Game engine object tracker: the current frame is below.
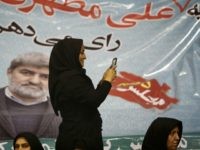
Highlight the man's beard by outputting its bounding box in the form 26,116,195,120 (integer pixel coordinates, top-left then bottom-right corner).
8,82,48,99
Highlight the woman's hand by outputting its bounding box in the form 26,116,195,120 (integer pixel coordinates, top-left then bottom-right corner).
102,66,117,83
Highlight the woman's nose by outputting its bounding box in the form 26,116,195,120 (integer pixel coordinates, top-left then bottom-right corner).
175,133,180,140
83,53,86,59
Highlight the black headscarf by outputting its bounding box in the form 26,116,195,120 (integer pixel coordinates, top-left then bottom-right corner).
49,37,83,115
13,132,44,150
142,117,182,150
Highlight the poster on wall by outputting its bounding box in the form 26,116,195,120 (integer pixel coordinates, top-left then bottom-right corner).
0,0,200,149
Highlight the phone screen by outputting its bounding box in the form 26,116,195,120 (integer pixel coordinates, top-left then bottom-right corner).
111,57,117,67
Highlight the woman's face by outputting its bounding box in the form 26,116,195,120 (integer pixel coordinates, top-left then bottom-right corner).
79,45,86,67
167,127,180,150
14,137,31,150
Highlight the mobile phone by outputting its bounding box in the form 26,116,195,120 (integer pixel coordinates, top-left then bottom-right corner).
110,57,117,68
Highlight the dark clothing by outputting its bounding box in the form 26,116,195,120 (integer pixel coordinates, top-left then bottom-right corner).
49,37,111,150
49,38,84,115
0,87,61,140
142,117,183,150
13,132,44,150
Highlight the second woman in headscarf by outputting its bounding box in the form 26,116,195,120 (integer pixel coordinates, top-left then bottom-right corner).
142,117,183,150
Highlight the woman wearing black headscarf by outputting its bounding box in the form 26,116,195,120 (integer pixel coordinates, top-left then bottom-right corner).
13,132,44,150
49,37,116,150
142,117,183,150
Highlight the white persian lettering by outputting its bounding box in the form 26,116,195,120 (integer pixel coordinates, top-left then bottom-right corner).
116,86,165,106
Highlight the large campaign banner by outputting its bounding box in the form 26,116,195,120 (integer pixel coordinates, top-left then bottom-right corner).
0,0,200,149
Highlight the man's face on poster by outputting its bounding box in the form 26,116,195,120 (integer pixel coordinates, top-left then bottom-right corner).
7,65,49,101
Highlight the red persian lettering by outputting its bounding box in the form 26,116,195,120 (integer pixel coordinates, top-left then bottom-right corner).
109,71,179,110
1,0,101,19
172,0,192,12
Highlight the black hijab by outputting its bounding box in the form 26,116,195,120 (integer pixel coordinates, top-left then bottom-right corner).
142,117,182,150
49,37,83,115
13,132,44,150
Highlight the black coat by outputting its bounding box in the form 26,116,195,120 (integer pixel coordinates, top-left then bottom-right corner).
49,37,111,150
